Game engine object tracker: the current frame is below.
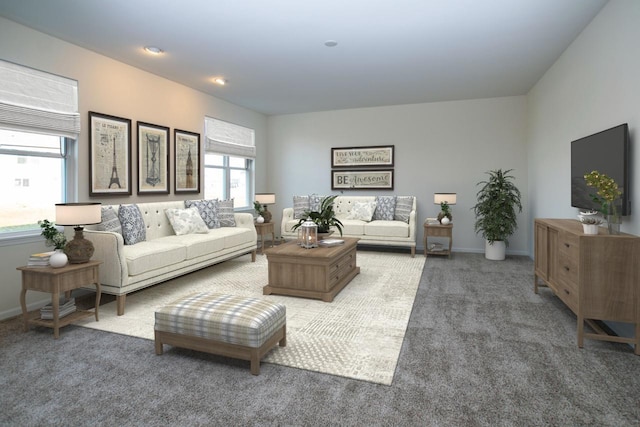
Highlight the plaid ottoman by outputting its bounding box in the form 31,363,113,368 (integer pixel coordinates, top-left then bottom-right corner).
154,292,286,375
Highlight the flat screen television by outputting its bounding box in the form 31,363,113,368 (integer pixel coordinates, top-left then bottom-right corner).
571,123,630,216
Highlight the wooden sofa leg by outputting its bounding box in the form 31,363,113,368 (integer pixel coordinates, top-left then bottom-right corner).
411,247,415,258
116,295,126,316
251,250,257,262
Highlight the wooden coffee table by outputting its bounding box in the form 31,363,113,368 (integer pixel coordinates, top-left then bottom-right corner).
263,237,360,302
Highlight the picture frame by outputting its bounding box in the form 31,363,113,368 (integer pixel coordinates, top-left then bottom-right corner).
331,169,394,190
137,121,170,194
89,111,132,196
174,129,200,194
331,145,394,168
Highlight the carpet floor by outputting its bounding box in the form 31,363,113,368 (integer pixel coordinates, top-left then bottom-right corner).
1,252,639,426
75,251,426,385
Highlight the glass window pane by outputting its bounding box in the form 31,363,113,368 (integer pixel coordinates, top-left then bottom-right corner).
0,129,62,155
0,154,63,232
204,167,224,200
230,168,248,208
229,156,246,168
204,153,224,166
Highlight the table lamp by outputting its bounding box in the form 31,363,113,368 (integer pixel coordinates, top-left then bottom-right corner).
434,193,457,224
255,193,276,223
55,202,102,263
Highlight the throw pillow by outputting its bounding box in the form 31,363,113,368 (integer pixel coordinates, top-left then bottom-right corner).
293,195,310,219
347,201,377,222
118,204,146,245
185,199,220,229
309,194,326,212
217,199,236,227
394,196,413,223
373,196,397,221
96,206,122,234
165,207,209,235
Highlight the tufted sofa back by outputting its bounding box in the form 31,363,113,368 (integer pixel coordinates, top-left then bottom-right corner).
333,196,376,217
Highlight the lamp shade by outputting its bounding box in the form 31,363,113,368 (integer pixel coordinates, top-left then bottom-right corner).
55,203,102,226
255,193,276,205
434,193,457,205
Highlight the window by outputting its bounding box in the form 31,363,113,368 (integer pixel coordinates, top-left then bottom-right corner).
0,129,73,234
0,60,79,237
204,118,255,209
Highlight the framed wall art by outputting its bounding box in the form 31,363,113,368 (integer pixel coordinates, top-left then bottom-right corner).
89,111,132,196
174,129,200,194
137,121,170,194
331,145,394,168
331,169,394,190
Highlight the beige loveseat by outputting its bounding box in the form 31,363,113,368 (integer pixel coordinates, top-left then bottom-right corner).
281,195,417,256
85,200,257,315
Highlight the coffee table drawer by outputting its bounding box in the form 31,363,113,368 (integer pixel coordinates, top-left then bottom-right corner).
329,250,356,287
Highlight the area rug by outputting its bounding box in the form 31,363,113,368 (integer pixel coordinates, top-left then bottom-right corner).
76,251,425,385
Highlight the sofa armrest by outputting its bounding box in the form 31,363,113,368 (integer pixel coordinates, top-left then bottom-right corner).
234,213,258,239
84,229,128,289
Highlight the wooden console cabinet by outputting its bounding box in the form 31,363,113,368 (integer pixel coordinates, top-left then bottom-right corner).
534,219,639,355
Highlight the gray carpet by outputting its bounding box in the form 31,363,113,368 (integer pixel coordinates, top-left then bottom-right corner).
1,252,639,426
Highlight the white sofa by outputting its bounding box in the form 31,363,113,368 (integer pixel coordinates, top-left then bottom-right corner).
281,196,417,256
85,200,257,315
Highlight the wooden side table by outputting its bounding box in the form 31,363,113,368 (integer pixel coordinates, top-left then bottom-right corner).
424,222,453,258
255,221,275,254
17,260,101,339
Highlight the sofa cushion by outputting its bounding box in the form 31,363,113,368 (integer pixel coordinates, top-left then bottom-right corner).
165,207,210,235
185,199,220,229
347,201,376,222
293,195,310,219
118,204,146,245
218,199,236,227
124,240,187,276
97,206,122,234
394,196,413,223
156,234,225,260
340,219,366,235
309,194,327,212
373,196,397,221
364,221,410,238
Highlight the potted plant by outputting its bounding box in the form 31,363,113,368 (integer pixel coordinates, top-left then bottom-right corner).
584,170,622,234
38,219,68,267
253,201,265,223
437,202,452,224
472,169,522,260
292,195,343,236
578,214,603,235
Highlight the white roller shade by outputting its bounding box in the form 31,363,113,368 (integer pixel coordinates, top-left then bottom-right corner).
204,116,255,159
0,60,80,138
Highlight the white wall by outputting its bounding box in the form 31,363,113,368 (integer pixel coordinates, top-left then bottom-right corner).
267,96,529,254
0,17,267,319
527,0,640,252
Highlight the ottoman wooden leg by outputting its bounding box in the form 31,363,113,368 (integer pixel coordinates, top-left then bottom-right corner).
250,349,260,375
279,325,287,347
155,331,164,355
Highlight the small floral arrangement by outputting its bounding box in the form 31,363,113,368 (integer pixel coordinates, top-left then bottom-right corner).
253,201,265,215
38,219,67,250
584,170,622,217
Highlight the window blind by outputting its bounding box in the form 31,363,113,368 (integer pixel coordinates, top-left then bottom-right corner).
204,117,255,159
0,59,80,138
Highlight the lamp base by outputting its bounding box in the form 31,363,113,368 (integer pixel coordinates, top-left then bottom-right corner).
64,227,95,264
262,206,272,223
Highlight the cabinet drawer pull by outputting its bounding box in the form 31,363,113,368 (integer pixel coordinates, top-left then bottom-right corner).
564,243,570,248
564,289,570,295
563,266,570,272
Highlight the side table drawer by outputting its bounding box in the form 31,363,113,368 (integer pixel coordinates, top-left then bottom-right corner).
426,227,450,237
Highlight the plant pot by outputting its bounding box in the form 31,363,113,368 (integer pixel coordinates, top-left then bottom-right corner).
49,249,68,268
582,224,599,235
485,240,506,261
317,231,334,240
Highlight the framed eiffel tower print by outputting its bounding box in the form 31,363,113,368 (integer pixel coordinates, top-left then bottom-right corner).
137,121,170,194
174,129,200,194
89,111,132,196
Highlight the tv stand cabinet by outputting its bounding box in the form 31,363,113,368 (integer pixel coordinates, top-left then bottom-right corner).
534,218,639,355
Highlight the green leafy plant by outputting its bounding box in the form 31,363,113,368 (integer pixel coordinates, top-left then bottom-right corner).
472,169,522,246
437,202,452,223
584,170,622,217
38,219,67,250
292,195,343,235
253,201,265,215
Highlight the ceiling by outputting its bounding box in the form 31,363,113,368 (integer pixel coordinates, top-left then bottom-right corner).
0,0,607,116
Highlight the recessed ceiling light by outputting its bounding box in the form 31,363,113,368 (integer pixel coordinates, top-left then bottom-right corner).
144,46,164,55
213,78,226,86
324,40,338,47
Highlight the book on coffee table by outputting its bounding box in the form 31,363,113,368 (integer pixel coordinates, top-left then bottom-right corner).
319,238,345,247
